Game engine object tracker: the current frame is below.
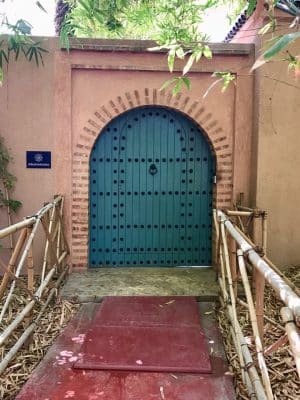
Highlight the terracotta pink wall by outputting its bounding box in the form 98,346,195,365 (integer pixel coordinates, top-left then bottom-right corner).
0,38,254,269
234,8,300,267
0,38,57,264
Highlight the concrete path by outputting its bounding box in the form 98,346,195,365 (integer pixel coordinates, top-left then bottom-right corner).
61,267,218,302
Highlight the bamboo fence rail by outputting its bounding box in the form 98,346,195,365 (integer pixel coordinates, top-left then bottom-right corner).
215,207,300,399
0,195,69,374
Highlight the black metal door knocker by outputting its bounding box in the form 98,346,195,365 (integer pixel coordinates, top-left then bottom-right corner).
149,163,158,176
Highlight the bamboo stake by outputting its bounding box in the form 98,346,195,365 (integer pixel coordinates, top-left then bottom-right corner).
0,251,67,346
251,210,265,343
55,201,70,254
5,188,14,254
234,224,300,297
262,212,267,255
264,333,288,357
226,303,267,400
217,210,300,326
220,218,237,303
0,258,37,300
0,217,35,239
219,219,246,383
213,209,219,267
0,265,69,374
229,326,246,385
218,244,227,299
237,250,273,399
229,236,238,298
237,205,254,212
41,216,60,273
26,227,34,292
226,210,253,217
0,228,27,299
0,200,63,323
281,307,300,378
56,197,64,261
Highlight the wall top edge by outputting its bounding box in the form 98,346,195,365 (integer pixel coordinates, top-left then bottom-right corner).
63,38,254,56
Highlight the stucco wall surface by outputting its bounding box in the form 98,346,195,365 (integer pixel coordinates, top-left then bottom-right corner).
234,7,300,267
256,38,300,266
0,38,254,269
0,38,57,264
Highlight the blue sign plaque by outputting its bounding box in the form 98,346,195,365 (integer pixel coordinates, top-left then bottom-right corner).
26,151,51,169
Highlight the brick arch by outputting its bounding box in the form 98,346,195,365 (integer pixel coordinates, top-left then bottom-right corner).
72,88,233,268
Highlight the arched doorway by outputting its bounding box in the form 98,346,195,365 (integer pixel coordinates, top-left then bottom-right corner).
89,106,215,267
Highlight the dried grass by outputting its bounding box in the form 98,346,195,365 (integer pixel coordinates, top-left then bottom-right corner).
0,282,79,400
217,266,300,400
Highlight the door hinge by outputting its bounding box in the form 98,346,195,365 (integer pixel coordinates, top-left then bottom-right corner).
213,175,217,184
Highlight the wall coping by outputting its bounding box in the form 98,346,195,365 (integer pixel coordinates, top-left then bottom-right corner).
61,38,254,56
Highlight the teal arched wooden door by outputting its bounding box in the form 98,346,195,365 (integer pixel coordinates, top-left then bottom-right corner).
89,107,215,267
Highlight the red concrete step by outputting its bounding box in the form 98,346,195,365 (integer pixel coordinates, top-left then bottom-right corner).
16,301,236,400
93,296,202,327
73,296,211,373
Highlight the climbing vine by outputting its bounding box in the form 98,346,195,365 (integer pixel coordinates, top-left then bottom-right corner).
0,136,21,214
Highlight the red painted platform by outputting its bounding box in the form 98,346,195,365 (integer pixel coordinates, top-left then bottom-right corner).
93,296,202,327
74,296,211,373
16,301,236,400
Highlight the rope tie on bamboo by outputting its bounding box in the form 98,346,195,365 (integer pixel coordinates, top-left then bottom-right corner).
243,247,255,260
241,360,254,370
284,318,295,324
254,245,265,257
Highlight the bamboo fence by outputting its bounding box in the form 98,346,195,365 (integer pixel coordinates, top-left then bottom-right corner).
0,195,69,375
214,207,300,400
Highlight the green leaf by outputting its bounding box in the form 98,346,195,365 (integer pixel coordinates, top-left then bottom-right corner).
168,49,176,73
160,77,177,91
182,77,191,90
263,32,300,60
203,45,212,59
259,22,272,35
183,53,195,75
247,0,257,17
194,49,202,62
172,78,183,95
175,47,185,59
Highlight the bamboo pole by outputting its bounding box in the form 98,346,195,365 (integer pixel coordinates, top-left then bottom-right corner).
0,217,35,239
0,228,27,299
226,303,268,400
55,202,70,254
237,250,273,399
220,219,247,383
0,265,68,374
5,188,14,254
234,224,300,297
264,333,288,357
217,210,300,326
281,307,300,378
0,251,67,346
220,218,237,303
56,197,65,261
0,200,61,322
213,209,219,267
0,258,37,300
229,236,237,298
26,227,34,292
226,210,253,217
252,210,265,344
262,212,267,255
41,216,60,272
237,205,254,212
252,209,265,342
